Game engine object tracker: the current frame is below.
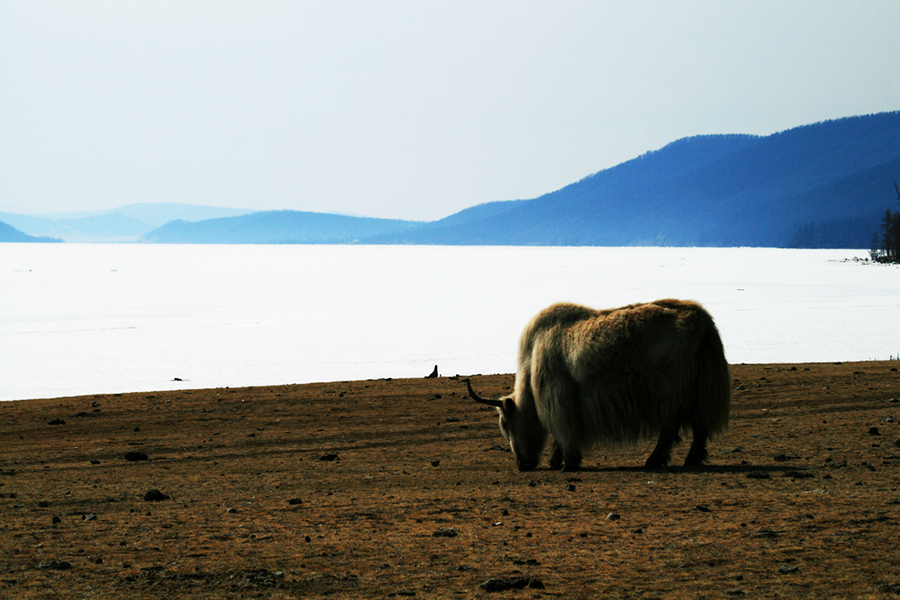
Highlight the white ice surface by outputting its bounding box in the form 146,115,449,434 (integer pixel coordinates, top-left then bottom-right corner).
2,244,898,401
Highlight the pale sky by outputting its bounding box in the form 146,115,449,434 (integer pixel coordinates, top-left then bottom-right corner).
1,1,899,221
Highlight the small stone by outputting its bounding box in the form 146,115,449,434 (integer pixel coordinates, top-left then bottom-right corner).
52,516,61,525
124,451,149,462
143,489,170,502
287,498,303,505
319,453,339,461
869,427,881,436
225,507,238,514
433,527,459,538
478,577,544,592
431,460,440,467
47,418,66,425
695,505,711,512
82,513,97,521
778,565,799,574
606,512,621,521
480,577,529,592
773,452,801,461
565,484,576,492
39,560,72,570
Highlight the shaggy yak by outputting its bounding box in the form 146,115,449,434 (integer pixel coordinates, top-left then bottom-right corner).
467,299,731,471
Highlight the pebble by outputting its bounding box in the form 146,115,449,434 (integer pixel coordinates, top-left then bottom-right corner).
143,489,170,502
606,512,621,521
124,451,149,462
432,527,459,538
778,565,800,574
479,577,544,592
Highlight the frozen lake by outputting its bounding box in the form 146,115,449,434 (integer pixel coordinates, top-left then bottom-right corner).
2,244,897,401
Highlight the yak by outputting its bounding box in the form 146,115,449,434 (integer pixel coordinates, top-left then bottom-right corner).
467,299,731,472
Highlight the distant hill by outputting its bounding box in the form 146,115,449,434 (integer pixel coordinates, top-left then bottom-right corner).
0,221,62,243
0,204,256,242
369,111,900,247
109,203,257,227
7,111,899,247
141,210,423,244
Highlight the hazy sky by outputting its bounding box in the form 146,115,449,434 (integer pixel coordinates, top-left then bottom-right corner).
2,1,899,221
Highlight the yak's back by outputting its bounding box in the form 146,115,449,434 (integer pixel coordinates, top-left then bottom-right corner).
523,300,715,368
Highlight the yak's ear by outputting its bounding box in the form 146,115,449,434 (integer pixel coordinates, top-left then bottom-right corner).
502,397,516,413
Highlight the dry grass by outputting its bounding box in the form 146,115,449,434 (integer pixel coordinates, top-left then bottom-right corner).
1,361,899,598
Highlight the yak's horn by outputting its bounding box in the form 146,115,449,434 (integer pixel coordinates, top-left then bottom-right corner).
466,379,503,408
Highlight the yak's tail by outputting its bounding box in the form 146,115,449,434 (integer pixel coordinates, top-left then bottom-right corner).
693,319,732,437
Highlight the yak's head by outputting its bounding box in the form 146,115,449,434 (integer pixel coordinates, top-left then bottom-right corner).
466,379,547,471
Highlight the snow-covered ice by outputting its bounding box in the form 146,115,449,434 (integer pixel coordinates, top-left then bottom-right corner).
1,243,897,401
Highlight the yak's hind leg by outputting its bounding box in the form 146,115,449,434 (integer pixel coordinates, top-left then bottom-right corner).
549,439,582,472
684,429,709,467
644,426,681,469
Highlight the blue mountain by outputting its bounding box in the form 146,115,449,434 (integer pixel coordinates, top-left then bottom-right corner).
0,221,62,243
369,111,900,247
141,210,422,244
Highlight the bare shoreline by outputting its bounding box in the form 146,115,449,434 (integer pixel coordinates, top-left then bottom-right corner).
2,360,899,598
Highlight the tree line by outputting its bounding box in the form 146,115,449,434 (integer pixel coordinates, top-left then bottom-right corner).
869,183,900,263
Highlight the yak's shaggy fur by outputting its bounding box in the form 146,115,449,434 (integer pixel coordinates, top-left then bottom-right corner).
470,300,731,471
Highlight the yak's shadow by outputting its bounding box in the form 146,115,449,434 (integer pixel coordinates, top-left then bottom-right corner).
547,463,806,475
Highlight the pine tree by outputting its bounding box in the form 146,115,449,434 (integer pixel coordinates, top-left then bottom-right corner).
871,183,900,262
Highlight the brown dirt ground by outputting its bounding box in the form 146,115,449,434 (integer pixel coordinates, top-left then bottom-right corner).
1,361,900,599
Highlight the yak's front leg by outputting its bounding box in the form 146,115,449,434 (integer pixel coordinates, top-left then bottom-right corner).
549,439,582,472
645,426,682,469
